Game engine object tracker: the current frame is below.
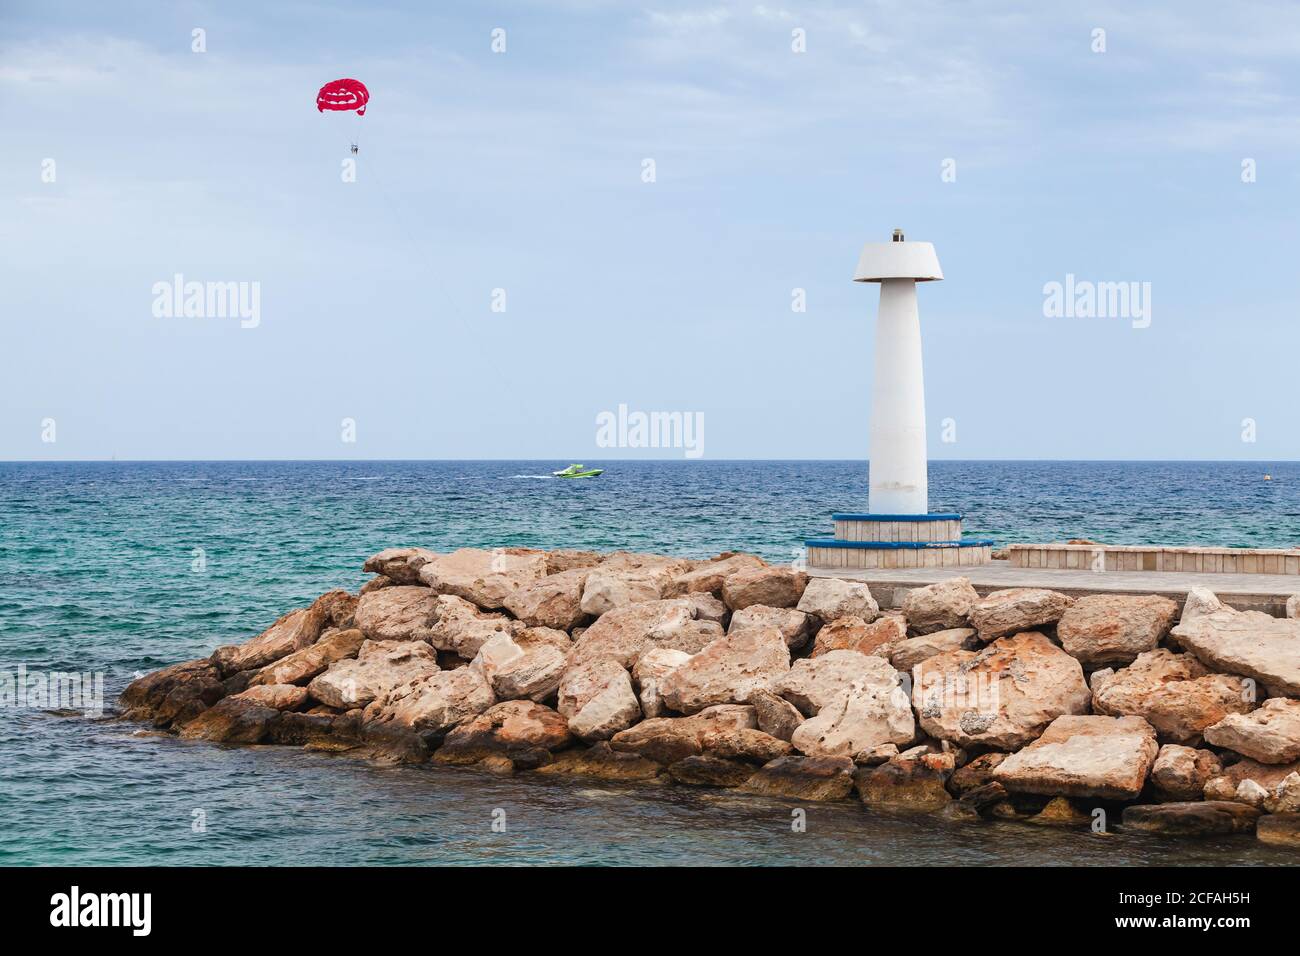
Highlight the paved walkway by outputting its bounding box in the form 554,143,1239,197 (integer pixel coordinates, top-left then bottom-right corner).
809,560,1299,615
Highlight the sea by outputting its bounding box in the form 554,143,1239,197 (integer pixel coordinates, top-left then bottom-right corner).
2,459,1297,866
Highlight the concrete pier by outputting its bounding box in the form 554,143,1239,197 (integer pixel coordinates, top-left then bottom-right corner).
810,559,1300,617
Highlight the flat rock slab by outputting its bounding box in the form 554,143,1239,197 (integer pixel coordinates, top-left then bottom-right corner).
739,755,855,802
1122,801,1261,837
1171,592,1300,697
534,742,665,783
667,755,756,788
993,714,1159,800
1256,813,1300,849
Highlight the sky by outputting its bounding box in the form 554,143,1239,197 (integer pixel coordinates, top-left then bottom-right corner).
3,0,1299,461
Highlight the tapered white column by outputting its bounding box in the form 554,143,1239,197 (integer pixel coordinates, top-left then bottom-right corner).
868,278,927,514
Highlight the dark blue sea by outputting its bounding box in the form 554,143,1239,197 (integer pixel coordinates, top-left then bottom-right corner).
2,460,1297,865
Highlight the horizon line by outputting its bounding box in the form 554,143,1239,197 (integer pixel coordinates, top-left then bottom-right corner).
1,458,1296,465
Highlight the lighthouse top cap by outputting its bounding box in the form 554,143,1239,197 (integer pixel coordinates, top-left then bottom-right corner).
853,229,943,282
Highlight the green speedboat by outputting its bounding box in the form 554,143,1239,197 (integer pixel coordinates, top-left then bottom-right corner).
552,463,604,479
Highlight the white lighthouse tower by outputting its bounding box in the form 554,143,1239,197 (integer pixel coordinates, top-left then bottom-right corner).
858,228,940,515
805,230,992,570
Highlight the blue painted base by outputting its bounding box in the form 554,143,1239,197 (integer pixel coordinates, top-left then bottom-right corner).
805,538,996,550
831,512,962,522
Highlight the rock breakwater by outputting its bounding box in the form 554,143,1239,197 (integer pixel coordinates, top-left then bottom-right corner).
121,547,1300,849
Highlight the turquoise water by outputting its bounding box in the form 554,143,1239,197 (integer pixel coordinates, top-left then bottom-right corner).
2,460,1297,865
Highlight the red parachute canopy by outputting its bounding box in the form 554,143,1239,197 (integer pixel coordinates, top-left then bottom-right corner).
316,78,369,115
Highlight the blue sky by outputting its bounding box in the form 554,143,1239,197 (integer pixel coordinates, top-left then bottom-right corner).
3,0,1299,460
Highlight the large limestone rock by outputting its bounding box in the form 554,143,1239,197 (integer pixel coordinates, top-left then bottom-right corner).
1122,801,1260,837
789,662,915,758
427,594,524,659
797,578,879,623
902,577,979,634
119,658,225,727
250,628,366,687
854,751,954,812
1149,745,1223,802
1091,648,1253,744
968,588,1074,642
728,605,816,648
579,561,687,616
662,553,766,598
667,755,756,788
535,742,666,782
363,663,495,737
739,755,855,802
890,628,976,672
699,726,793,764
569,599,708,668
721,566,809,611
352,585,440,642
992,715,1159,800
362,547,439,585
1257,813,1300,849
912,632,1091,750
632,647,693,718
1204,698,1300,763
211,589,354,675
178,696,280,744
1171,589,1300,697
503,568,592,630
772,650,896,717
609,717,704,764
609,705,757,763
307,640,440,710
747,687,805,741
1056,594,1178,666
486,627,571,702
811,615,905,658
659,626,790,714
598,550,691,573
545,549,605,573
418,547,548,610
433,700,571,765
233,683,308,711
688,591,729,626
269,710,346,747
1204,757,1300,802
557,657,642,741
